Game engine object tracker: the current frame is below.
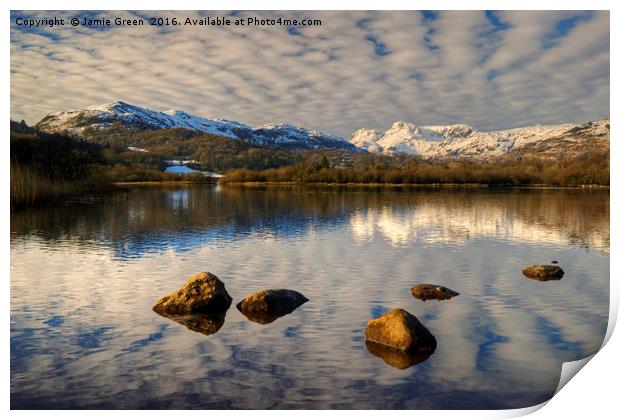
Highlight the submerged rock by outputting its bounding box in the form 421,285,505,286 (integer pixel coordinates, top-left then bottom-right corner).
365,339,435,369
411,284,460,301
236,289,308,324
157,312,227,336
152,272,233,315
522,265,564,281
365,308,436,352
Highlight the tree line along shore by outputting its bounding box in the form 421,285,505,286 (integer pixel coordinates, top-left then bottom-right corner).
10,121,609,209
219,154,608,187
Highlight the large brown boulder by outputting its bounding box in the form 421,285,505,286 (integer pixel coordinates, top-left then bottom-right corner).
522,265,564,281
411,284,459,301
365,308,436,352
152,272,232,315
236,289,308,324
365,340,435,369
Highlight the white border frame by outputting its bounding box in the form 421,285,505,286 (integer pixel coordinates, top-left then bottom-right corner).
3,2,616,419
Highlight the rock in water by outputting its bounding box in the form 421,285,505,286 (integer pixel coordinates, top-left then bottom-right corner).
411,284,460,301
365,340,435,369
365,308,437,352
152,272,233,315
236,289,308,324
522,265,564,281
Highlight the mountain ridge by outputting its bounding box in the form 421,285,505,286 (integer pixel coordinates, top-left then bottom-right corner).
36,101,360,153
350,119,609,160
35,101,609,160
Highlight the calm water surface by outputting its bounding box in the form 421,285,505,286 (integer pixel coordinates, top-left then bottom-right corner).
10,186,609,409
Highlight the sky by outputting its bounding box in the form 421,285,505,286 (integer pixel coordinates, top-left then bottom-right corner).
10,10,610,137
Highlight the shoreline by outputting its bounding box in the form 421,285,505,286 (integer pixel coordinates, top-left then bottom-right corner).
113,180,217,186
11,180,608,212
219,181,610,190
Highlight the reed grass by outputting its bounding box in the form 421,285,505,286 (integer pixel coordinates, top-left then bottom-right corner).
10,162,104,209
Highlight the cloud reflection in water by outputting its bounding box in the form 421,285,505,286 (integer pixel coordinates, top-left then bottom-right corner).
10,186,609,408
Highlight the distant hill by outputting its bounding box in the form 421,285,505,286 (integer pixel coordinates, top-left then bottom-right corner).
11,119,35,134
73,126,299,173
350,119,609,161
33,101,609,162
35,101,360,153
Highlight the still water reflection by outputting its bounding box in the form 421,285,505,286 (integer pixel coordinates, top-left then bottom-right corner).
11,186,609,409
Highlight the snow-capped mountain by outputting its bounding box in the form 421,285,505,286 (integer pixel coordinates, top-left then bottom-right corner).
347,128,382,153
251,123,359,151
35,101,608,159
351,119,609,160
37,102,252,139
36,102,359,152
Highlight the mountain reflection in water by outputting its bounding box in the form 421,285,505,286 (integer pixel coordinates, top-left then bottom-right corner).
10,185,609,409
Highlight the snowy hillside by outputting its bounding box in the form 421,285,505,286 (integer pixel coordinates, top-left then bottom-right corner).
251,123,359,151
35,102,358,152
35,102,608,159
351,119,609,160
37,102,252,139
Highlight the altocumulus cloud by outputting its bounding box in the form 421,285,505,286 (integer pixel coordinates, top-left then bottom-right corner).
10,10,609,137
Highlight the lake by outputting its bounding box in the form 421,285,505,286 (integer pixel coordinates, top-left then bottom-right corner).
10,185,610,409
